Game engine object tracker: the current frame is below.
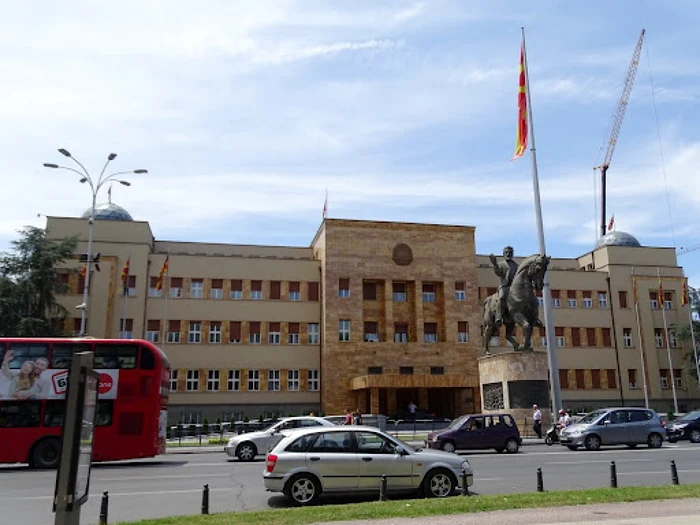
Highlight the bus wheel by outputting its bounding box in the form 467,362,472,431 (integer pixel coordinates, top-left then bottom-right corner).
31,438,61,469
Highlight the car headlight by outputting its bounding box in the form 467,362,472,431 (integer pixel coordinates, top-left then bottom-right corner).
227,438,239,447
568,430,582,437
675,423,689,429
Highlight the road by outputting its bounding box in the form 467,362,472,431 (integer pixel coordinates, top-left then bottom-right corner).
2,442,699,525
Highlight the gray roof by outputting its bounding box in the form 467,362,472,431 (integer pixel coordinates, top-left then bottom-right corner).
595,231,641,249
81,203,133,222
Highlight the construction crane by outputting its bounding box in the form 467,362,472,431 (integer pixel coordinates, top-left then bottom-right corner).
678,243,700,256
594,29,646,238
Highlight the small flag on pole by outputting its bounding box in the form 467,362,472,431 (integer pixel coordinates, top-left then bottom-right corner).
511,40,528,160
322,190,328,219
607,215,615,232
155,255,169,291
80,265,87,277
658,276,664,308
681,278,688,307
121,256,131,294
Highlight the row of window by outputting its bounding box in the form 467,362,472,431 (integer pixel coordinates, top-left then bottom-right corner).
559,369,685,390
532,290,678,311
487,326,679,349
171,369,320,392
342,280,469,303
338,320,470,343
134,321,321,345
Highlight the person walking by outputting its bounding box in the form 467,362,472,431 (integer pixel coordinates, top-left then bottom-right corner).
344,408,353,425
532,404,542,439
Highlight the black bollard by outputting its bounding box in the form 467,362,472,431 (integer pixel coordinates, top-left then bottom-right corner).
201,484,210,514
610,461,618,488
99,491,109,525
536,467,544,492
461,469,469,496
671,460,679,485
379,474,388,501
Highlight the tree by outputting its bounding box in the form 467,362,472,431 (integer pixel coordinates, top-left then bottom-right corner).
673,285,700,381
0,226,76,336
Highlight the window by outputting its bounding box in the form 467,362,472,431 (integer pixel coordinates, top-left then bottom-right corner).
650,292,659,310
618,290,628,308
169,370,178,392
338,278,350,298
394,322,408,343
567,290,577,308
364,321,379,342
248,370,260,391
393,281,407,302
168,320,181,343
430,366,444,375
368,366,383,375
363,281,377,301
227,370,240,391
250,280,263,300
669,331,679,348
602,327,611,347
307,282,319,301
591,369,601,389
122,275,136,297
555,327,565,347
288,323,300,344
598,292,608,309
424,322,438,343
229,321,241,343
356,431,399,454
607,369,617,389
664,292,673,310
660,369,669,389
308,431,354,453
45,343,79,371
457,321,468,343
455,281,466,301
146,320,160,343
268,369,280,391
628,369,638,388
623,328,633,348
289,281,301,301
583,291,593,309
655,329,664,348
119,318,133,339
559,369,569,389
399,366,413,375
249,322,261,344
422,283,436,303
170,277,183,298
288,369,300,391
537,296,544,308
673,369,683,388
0,401,41,428
571,327,581,347
207,370,220,391
230,279,243,299
307,369,320,391
148,277,162,297
186,369,199,391
308,323,319,344
268,322,281,344
209,322,222,344
211,279,223,299
551,289,561,308
586,328,596,347
539,331,546,347
270,281,281,300
190,279,203,298
575,369,585,389
339,320,350,342
188,322,202,343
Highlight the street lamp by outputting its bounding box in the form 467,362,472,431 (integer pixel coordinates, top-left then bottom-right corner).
43,149,147,337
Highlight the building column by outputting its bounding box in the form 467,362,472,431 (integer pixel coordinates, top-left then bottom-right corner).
369,387,380,414
418,387,429,410
387,388,398,416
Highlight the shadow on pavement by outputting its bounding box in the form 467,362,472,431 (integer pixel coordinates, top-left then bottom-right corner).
267,490,479,508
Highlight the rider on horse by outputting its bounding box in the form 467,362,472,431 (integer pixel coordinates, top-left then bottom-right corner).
489,246,519,326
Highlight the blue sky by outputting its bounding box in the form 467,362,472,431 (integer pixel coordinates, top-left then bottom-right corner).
1,1,699,284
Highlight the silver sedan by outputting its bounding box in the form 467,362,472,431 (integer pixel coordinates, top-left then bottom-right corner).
263,425,474,505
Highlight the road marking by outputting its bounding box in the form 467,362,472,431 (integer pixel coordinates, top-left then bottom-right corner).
9,487,234,502
96,473,233,482
545,459,653,465
618,469,700,476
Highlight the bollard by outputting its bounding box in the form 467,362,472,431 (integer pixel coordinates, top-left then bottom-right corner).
379,474,388,501
671,460,679,485
201,484,210,514
536,467,544,492
610,461,618,488
98,491,109,525
461,469,469,496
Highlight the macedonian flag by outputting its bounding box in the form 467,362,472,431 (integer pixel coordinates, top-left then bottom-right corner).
512,40,528,160
121,257,130,284
155,255,169,291
681,278,688,307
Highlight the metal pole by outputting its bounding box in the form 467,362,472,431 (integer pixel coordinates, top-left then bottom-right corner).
659,269,679,414
379,474,388,501
536,467,544,492
121,250,130,338
600,166,608,238
461,469,469,496
522,27,562,413
201,484,209,514
610,461,618,488
671,460,679,485
99,491,109,525
79,191,96,336
687,304,700,387
631,269,650,408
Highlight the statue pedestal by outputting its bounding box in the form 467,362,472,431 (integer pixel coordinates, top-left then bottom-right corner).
477,351,552,437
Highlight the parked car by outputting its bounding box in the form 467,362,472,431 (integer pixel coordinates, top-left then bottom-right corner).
263,425,473,505
425,413,521,454
559,407,666,451
225,416,334,461
665,410,700,443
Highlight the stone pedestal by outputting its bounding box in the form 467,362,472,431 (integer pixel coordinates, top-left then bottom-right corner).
477,351,552,437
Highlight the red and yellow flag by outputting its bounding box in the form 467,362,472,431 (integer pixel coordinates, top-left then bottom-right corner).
658,277,664,308
607,215,615,232
681,278,688,307
512,42,528,160
155,255,169,291
80,265,87,277
121,257,131,284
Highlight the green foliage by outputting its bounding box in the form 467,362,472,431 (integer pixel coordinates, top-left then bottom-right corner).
667,408,676,422
0,226,77,336
257,414,263,423
243,416,249,423
202,417,209,434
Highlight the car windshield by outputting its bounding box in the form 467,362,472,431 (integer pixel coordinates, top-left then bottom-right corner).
680,410,700,421
447,415,469,429
264,420,286,432
578,409,608,424
390,434,422,452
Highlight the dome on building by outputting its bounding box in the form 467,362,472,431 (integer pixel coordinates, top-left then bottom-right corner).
595,231,641,249
81,203,133,221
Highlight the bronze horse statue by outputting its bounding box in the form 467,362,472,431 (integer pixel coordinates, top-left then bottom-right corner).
483,253,551,354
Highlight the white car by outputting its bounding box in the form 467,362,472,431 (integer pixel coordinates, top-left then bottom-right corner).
225,416,335,461
263,425,474,505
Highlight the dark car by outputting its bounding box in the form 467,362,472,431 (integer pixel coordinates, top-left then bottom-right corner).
666,410,700,443
425,413,521,454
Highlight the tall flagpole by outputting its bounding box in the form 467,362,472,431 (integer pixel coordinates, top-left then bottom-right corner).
521,27,562,413
658,268,679,413
121,249,131,339
631,268,650,408
688,301,699,387
161,252,170,352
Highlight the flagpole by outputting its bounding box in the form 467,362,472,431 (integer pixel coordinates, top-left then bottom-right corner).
521,27,562,414
688,300,700,387
631,268,650,408
161,252,170,352
121,249,131,339
658,268,679,413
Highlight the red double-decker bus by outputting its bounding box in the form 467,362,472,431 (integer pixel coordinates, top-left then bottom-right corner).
0,338,170,468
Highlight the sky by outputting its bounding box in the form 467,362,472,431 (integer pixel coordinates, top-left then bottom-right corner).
1,1,699,285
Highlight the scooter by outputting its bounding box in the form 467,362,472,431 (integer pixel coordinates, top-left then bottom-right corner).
544,424,560,446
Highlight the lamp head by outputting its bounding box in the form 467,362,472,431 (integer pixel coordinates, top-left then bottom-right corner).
58,148,71,157
119,180,131,186
134,169,148,174
43,163,59,169
108,153,117,161
79,177,88,183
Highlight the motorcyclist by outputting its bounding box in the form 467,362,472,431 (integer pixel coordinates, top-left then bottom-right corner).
557,409,571,431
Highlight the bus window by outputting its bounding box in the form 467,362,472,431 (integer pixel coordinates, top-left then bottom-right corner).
50,343,91,369
2,343,49,369
140,346,156,370
44,400,66,427
0,401,41,427
94,344,137,369
95,400,114,426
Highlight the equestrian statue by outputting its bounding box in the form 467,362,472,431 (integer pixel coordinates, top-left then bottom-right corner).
483,246,551,354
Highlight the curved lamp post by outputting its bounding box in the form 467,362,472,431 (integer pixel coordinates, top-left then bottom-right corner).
44,149,147,336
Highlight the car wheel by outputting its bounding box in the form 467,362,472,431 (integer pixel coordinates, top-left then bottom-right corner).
30,438,61,469
236,442,257,461
690,429,700,444
284,473,320,506
584,435,601,451
647,433,663,449
566,445,578,451
544,436,553,446
440,441,456,453
422,468,456,498
505,438,519,454
626,443,638,449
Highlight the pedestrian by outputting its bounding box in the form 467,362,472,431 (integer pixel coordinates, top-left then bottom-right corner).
344,408,353,425
532,404,542,439
408,400,417,419
353,409,362,425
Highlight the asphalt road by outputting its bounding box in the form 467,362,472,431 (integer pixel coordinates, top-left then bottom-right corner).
2,442,699,525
